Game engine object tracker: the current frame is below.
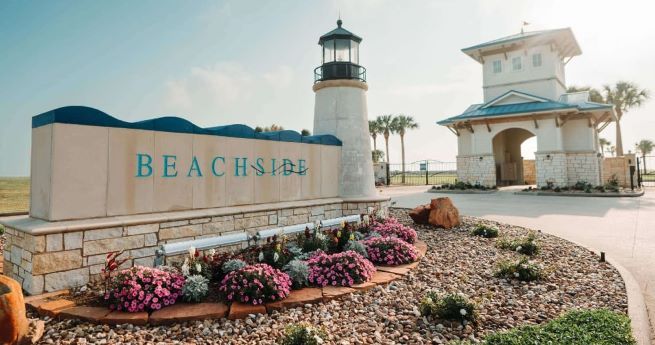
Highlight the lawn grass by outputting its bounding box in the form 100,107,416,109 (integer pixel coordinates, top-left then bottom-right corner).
0,177,30,214
389,173,457,185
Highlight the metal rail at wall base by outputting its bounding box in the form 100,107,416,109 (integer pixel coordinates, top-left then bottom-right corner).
153,215,362,266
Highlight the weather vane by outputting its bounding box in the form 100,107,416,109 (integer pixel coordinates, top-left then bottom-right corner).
521,21,530,34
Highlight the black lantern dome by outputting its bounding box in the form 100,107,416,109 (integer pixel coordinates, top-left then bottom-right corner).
314,19,366,83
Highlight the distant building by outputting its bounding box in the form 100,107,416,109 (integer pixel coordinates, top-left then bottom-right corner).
438,28,615,187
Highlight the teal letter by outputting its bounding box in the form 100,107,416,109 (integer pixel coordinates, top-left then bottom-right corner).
270,158,276,176
255,158,265,176
282,159,293,176
298,159,307,176
136,153,152,177
234,157,248,176
211,156,225,176
163,155,178,177
187,156,203,177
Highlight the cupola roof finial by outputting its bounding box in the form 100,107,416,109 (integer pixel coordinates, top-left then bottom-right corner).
337,11,342,27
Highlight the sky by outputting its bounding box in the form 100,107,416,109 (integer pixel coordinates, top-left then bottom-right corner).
1,0,654,176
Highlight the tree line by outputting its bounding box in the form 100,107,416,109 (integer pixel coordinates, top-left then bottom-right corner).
368,114,419,183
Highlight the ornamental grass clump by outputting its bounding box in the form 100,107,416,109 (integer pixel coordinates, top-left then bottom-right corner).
495,257,543,282
279,322,328,345
307,250,375,287
104,266,185,312
181,274,209,303
219,263,291,305
364,236,418,266
370,217,418,244
471,224,499,238
419,291,477,323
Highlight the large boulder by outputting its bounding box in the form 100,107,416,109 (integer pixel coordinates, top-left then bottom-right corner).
0,275,29,344
428,197,461,229
408,204,431,225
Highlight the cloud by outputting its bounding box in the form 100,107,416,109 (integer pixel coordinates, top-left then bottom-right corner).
163,62,254,112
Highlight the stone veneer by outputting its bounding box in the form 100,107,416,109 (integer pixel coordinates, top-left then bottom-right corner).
536,152,601,187
456,154,496,186
2,198,389,295
602,154,637,188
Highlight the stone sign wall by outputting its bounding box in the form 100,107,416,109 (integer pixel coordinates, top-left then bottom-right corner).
29,107,343,222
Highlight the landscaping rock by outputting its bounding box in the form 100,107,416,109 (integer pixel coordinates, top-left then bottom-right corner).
408,204,431,225
0,275,29,344
428,197,461,229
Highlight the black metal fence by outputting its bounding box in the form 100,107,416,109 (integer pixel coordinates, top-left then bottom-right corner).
387,160,457,185
638,156,655,187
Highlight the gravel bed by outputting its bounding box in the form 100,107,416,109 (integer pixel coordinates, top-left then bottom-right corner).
29,209,627,344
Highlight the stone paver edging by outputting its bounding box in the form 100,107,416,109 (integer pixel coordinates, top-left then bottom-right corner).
24,241,427,325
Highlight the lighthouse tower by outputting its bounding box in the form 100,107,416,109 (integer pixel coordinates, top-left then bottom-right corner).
313,19,377,198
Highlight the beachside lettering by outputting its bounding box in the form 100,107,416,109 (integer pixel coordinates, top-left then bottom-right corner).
135,153,307,178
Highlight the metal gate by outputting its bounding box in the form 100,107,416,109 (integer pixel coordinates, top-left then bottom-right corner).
387,160,456,185
638,156,655,187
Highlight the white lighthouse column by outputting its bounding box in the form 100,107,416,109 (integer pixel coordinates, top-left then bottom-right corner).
313,79,377,198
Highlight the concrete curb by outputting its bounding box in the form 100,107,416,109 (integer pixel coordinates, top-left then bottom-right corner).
427,189,498,194
514,190,645,198
606,257,653,345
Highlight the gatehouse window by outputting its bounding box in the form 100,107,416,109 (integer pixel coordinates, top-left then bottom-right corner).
512,56,522,71
492,60,502,73
532,53,542,67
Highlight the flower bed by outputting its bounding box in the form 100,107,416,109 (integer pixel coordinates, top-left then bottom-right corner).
364,236,418,265
307,250,376,287
44,214,421,318
104,266,185,312
219,264,292,305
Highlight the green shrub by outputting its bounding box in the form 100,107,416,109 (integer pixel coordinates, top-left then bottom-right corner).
420,291,477,323
497,233,539,255
279,322,327,345
0,225,4,235
471,224,499,238
495,257,542,282
483,309,635,345
181,274,209,303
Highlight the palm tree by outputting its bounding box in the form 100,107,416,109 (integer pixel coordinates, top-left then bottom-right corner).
609,146,616,157
377,115,397,163
371,149,384,163
368,120,381,151
301,129,311,136
394,115,419,184
635,140,654,173
599,138,611,156
602,82,650,156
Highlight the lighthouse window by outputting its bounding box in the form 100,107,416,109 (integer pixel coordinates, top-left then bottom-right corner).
512,56,522,71
335,39,350,62
323,39,335,63
351,41,359,64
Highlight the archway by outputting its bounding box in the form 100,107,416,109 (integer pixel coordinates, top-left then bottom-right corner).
492,128,535,186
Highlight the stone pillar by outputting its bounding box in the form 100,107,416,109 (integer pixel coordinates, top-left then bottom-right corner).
456,154,496,186
313,80,377,198
535,152,567,186
565,152,602,186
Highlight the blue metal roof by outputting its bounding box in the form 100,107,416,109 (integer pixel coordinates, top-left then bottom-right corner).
437,91,613,125
32,106,343,146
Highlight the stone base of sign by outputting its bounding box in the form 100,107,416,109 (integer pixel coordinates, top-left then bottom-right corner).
2,197,389,295
23,240,427,325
